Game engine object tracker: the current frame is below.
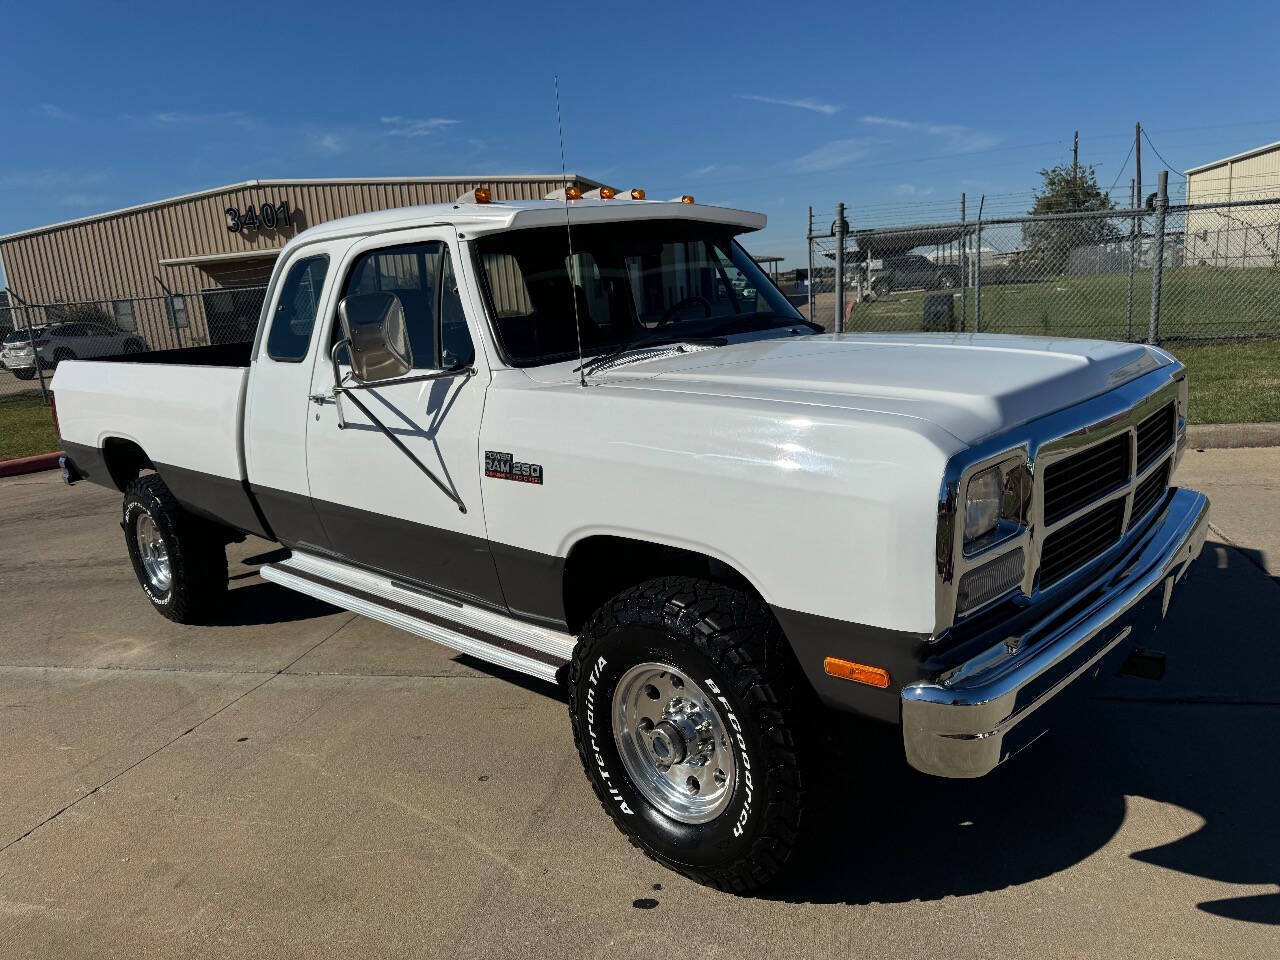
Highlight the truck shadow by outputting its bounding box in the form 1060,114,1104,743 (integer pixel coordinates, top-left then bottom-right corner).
768,540,1280,921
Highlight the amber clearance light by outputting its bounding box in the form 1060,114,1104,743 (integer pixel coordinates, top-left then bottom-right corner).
823,657,891,688
628,188,646,200
473,186,492,204
565,183,583,200
680,194,695,204
599,186,616,199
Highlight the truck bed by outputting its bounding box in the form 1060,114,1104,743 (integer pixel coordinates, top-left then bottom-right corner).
52,356,261,534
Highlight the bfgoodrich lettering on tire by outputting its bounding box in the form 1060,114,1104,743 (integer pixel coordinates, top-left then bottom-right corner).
122,474,228,624
568,576,805,893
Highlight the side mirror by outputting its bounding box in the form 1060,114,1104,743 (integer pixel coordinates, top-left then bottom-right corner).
337,292,413,382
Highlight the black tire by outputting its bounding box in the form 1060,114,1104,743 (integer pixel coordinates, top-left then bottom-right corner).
122,474,228,624
568,577,805,893
871,278,890,297
13,368,35,380
937,272,958,289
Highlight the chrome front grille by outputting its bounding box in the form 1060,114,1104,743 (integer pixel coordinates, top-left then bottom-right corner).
1136,402,1176,473
1042,432,1131,525
934,365,1187,635
1039,499,1126,587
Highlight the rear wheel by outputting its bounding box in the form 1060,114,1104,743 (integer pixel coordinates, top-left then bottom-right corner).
871,278,890,297
937,272,958,289
13,368,35,380
122,474,228,623
568,577,806,893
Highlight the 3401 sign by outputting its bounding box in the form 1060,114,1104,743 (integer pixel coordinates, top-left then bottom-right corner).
226,200,294,233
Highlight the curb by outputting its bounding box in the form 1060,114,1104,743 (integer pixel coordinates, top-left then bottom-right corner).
1186,422,1280,450
0,451,64,479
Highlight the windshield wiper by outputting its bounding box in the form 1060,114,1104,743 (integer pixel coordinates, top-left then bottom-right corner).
576,334,727,376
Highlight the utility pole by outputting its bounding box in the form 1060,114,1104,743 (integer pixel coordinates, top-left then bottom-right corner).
1072,130,1079,180
1135,122,1143,210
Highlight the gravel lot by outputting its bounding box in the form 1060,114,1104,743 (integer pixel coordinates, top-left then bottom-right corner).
1,454,1277,958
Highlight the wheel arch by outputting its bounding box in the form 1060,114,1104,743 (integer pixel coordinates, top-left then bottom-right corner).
100,435,153,491
560,533,771,634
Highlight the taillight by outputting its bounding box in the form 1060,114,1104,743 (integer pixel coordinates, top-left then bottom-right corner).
50,394,60,435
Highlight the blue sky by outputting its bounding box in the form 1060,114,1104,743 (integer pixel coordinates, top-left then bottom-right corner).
4,0,1280,284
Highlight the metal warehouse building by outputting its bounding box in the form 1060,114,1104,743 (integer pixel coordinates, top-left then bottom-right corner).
0,175,604,349
1184,141,1280,268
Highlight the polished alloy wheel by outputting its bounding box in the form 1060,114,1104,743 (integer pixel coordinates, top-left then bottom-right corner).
612,662,736,824
134,512,172,593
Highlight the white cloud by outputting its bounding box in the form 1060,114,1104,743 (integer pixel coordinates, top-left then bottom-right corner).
895,183,935,196
39,103,74,120
57,192,107,208
146,110,255,126
315,133,343,154
738,95,843,116
792,138,872,173
859,115,999,154
380,116,460,137
0,169,111,190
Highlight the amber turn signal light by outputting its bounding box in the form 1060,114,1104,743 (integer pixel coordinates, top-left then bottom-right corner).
823,657,891,688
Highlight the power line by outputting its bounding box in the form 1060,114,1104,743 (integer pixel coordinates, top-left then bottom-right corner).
1106,139,1136,195
1141,128,1185,177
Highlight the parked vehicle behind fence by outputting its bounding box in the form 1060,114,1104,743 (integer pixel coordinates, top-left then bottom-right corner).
2,321,147,379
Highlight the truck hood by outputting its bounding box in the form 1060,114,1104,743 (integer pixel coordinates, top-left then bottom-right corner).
580,332,1170,445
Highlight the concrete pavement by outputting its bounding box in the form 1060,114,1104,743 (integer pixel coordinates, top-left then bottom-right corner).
1,454,1278,958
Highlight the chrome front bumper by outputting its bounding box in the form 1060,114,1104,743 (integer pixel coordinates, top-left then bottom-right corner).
901,487,1210,778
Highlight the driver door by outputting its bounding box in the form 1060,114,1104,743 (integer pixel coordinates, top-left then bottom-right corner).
303,228,503,608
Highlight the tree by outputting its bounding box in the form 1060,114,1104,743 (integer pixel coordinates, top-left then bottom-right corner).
1022,163,1119,274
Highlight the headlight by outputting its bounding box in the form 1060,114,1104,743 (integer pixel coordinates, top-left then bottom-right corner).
964,465,1003,544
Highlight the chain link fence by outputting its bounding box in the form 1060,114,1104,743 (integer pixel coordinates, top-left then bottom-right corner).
0,285,266,403
805,177,1280,344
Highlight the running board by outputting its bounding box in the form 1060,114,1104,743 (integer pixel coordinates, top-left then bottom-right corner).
259,551,575,683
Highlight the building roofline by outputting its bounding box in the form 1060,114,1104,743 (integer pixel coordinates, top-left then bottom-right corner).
0,174,604,243
1185,140,1280,175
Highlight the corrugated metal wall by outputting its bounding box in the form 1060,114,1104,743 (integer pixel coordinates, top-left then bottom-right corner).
0,176,597,303
0,176,598,348
1186,149,1280,268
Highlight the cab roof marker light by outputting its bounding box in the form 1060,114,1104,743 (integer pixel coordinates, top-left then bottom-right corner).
674,195,695,204
544,183,583,201
455,186,491,204
627,188,646,200
584,186,617,200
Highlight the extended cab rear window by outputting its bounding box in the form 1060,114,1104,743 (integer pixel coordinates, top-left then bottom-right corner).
266,255,329,362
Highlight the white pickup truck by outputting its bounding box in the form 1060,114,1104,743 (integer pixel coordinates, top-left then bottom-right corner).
52,188,1209,892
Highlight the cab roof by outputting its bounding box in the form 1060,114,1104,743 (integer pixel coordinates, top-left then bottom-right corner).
280,198,767,255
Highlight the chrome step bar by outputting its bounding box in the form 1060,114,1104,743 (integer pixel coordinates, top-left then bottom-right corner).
259,551,575,683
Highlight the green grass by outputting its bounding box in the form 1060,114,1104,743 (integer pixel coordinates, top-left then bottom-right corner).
1175,340,1280,424
845,265,1280,341
0,394,60,460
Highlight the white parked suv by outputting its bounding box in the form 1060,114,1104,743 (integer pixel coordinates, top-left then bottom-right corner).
50,189,1209,891
2,321,147,379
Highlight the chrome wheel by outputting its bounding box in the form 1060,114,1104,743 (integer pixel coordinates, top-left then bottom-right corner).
612,662,736,824
134,513,172,593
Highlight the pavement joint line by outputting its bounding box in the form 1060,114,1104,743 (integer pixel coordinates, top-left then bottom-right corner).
0,613,356,856
1209,525,1279,587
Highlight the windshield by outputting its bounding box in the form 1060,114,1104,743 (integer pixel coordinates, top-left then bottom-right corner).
3,327,47,344
473,220,804,367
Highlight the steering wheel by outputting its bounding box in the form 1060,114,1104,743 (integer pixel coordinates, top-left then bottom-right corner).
658,295,712,327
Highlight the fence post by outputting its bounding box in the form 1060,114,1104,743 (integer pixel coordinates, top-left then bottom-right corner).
806,206,815,326
974,195,985,332
959,193,967,332
1125,178,1137,341
1148,171,1168,345
834,202,846,334
13,296,51,405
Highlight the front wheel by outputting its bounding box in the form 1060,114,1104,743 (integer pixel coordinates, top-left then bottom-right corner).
568,577,805,893
13,368,35,380
123,474,228,623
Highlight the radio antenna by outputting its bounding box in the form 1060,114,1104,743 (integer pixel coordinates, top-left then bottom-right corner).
555,74,587,388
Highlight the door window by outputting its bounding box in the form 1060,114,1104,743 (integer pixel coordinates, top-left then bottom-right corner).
267,255,329,362
337,240,473,371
